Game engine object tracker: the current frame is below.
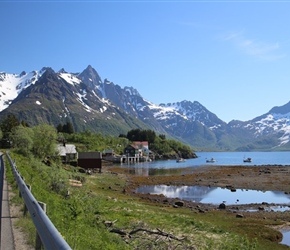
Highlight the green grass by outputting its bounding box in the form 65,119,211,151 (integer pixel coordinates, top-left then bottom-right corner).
4,150,289,250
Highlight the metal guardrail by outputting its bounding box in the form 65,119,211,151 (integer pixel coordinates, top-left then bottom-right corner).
6,152,72,250
0,153,4,249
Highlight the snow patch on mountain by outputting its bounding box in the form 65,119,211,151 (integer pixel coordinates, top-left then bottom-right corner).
61,96,70,117
136,102,145,111
279,132,290,146
96,83,107,99
245,112,290,146
59,73,81,86
209,124,222,130
148,102,188,120
76,92,94,113
100,106,107,113
252,113,290,133
124,86,141,97
0,70,44,111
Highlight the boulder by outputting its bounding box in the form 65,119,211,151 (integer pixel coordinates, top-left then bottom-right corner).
218,203,226,209
174,201,184,207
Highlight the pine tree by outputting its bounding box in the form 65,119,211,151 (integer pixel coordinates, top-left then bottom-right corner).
0,114,20,138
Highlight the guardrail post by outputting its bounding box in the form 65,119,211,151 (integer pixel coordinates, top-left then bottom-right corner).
23,184,31,216
19,176,25,198
35,202,46,250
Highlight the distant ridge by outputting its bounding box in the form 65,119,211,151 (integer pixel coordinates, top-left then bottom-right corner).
1,65,290,151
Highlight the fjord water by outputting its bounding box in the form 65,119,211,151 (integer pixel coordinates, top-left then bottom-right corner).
124,151,290,171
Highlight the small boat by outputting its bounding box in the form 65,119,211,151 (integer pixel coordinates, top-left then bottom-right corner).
206,158,216,163
243,157,252,163
176,158,185,163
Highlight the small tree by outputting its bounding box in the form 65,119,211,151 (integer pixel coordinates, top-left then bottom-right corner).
63,121,74,134
56,123,63,133
57,121,74,134
10,125,33,156
32,124,58,160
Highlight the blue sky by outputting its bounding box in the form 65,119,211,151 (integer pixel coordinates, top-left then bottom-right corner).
1,1,290,123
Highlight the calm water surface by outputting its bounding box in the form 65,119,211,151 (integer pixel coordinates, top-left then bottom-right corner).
281,230,290,246
121,152,290,174
135,185,290,205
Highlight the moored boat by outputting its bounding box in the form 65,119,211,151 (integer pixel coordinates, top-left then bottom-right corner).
243,157,252,162
176,158,186,163
206,158,216,163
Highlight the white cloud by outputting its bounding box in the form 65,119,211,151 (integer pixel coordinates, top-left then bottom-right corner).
222,30,286,61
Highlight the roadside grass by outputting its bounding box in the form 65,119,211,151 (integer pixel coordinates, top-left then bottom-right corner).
4,150,289,249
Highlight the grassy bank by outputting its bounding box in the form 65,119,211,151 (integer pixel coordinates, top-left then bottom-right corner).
4,151,289,250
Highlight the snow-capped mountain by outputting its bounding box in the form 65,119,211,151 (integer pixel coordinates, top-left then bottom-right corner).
0,68,46,110
1,65,290,150
254,112,290,147
0,66,157,137
150,101,226,129
229,102,290,149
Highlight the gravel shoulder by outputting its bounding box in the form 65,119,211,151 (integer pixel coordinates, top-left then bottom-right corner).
8,185,34,250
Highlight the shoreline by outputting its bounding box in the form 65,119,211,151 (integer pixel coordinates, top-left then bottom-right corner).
108,164,290,224
116,164,290,192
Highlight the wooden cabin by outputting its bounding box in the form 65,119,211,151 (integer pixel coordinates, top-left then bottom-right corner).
77,152,102,172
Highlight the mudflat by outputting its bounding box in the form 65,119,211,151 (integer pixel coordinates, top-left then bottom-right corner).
127,165,290,192
114,165,290,223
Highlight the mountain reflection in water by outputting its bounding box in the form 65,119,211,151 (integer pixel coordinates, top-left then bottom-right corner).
281,230,290,246
135,185,290,205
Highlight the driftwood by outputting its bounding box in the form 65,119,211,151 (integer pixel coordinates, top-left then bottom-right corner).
108,225,198,249
103,218,200,249
102,219,118,227
110,228,127,236
110,227,185,241
129,228,185,241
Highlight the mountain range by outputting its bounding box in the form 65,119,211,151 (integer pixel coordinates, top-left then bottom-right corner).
1,65,290,151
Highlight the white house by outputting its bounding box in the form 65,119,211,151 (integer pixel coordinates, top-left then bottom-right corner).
57,143,77,162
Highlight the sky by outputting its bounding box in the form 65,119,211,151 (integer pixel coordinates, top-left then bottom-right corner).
1,1,290,123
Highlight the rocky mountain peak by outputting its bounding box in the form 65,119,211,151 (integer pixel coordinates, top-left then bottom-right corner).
40,67,49,74
79,65,102,89
269,101,290,115
20,71,26,77
58,68,67,73
124,86,141,97
39,67,56,81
